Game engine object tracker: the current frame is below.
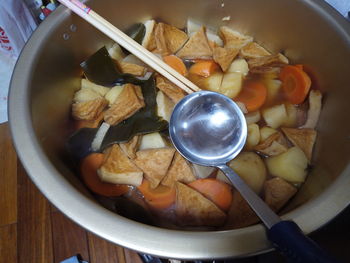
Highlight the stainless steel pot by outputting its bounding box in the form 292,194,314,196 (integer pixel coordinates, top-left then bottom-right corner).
9,0,350,260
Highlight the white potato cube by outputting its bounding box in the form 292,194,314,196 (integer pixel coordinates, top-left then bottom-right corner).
284,103,298,127
139,132,167,150
81,79,109,96
107,43,125,61
206,31,224,46
74,88,100,103
202,72,224,92
264,79,282,103
219,72,242,99
192,164,216,179
245,111,261,125
156,91,174,122
262,104,287,129
142,19,156,48
98,169,143,186
227,58,249,76
105,86,124,106
260,126,277,142
228,152,267,193
266,147,308,183
246,123,260,150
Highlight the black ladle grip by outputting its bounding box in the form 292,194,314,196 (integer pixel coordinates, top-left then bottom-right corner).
267,221,341,263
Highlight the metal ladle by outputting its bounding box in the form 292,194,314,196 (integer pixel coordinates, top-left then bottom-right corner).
169,91,338,263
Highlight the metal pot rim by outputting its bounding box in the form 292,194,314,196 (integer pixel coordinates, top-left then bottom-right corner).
8,0,350,259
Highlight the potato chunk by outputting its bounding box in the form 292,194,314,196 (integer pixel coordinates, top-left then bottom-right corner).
265,147,308,183
245,111,261,125
219,72,243,99
156,91,174,122
104,86,124,106
262,104,287,129
246,123,260,150
228,152,267,193
139,132,167,150
260,126,277,142
227,58,249,76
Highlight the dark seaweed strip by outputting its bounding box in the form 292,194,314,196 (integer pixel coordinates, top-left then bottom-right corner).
80,47,122,87
66,127,98,160
67,75,168,160
100,75,168,150
121,23,146,55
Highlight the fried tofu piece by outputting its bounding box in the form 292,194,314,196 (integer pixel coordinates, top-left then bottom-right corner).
154,22,188,56
248,53,289,69
74,111,105,129
219,26,253,48
300,90,322,129
225,190,258,229
240,42,271,59
281,127,317,161
98,144,143,186
161,152,196,187
254,132,288,156
72,98,108,121
263,177,297,212
104,84,145,125
119,61,146,76
142,20,157,50
175,182,226,227
156,76,186,103
176,27,213,59
134,148,176,188
119,136,140,159
213,46,239,72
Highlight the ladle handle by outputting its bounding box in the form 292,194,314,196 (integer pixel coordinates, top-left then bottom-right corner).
268,221,340,263
217,164,340,263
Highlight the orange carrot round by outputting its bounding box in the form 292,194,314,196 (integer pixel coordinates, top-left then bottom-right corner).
235,82,267,112
189,60,219,77
137,179,176,209
163,55,187,76
80,153,130,197
188,178,233,212
279,65,311,104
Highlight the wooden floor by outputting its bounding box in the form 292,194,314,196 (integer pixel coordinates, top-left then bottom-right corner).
0,123,143,263
1,122,349,263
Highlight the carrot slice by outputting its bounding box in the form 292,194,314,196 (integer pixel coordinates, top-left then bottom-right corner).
163,55,187,76
235,82,267,112
80,153,130,197
279,65,311,104
138,179,176,209
188,178,233,212
189,60,219,77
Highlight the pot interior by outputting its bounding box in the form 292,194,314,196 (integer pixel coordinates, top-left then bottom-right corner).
10,0,350,259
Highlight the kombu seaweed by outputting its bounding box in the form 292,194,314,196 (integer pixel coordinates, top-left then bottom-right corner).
67,45,168,161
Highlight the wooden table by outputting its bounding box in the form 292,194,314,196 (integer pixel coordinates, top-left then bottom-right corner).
1,122,349,263
0,123,143,263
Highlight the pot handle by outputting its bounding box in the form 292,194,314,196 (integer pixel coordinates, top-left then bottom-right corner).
267,220,341,263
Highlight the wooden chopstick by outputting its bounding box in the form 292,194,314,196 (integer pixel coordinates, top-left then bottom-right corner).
58,0,201,94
